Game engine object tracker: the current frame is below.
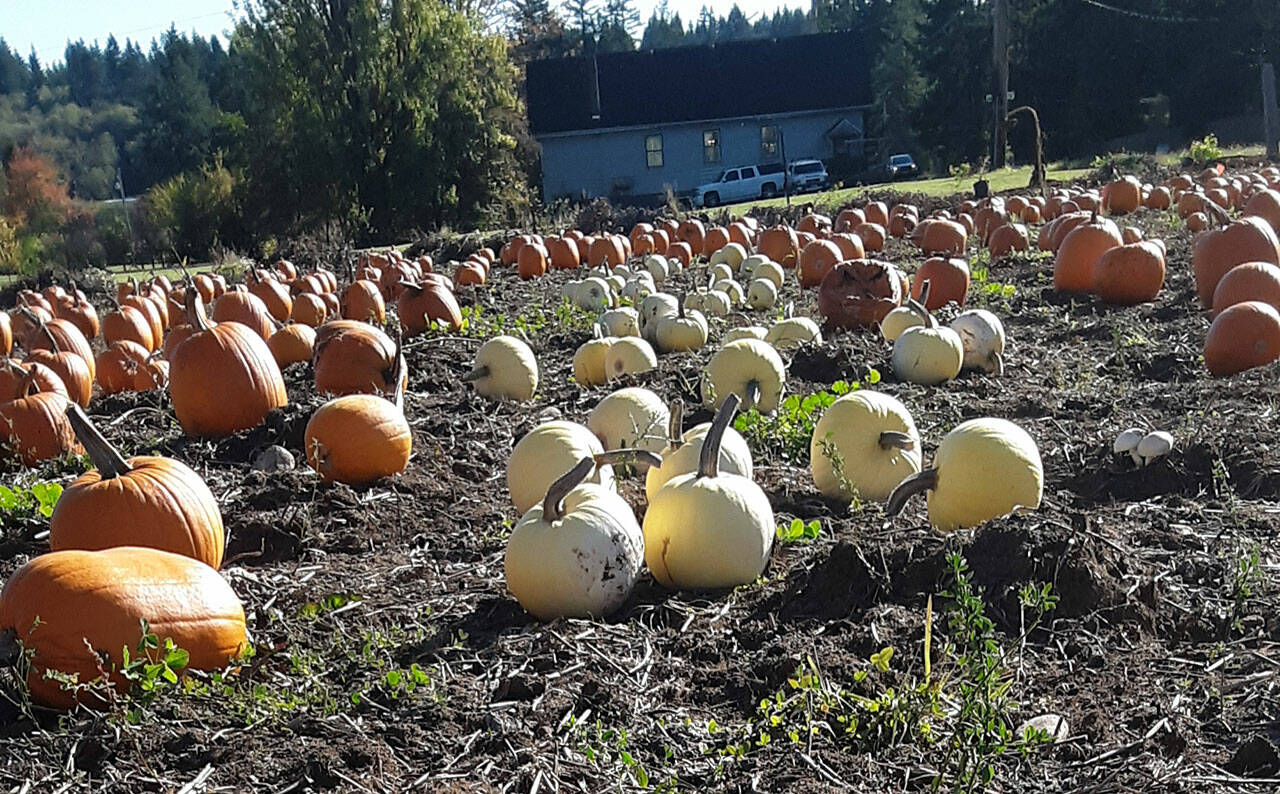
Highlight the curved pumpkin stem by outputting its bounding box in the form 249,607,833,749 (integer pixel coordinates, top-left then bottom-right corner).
667,400,684,445
885,468,939,518
698,392,741,480
187,289,212,332
593,448,664,471
66,403,132,479
743,379,762,411
878,431,915,451
905,280,936,329
542,457,596,523
462,365,489,382
390,325,407,413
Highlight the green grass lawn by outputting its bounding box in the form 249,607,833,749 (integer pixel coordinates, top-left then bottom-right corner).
728,163,1094,216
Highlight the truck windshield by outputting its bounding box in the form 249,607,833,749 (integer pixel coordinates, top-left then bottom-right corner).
793,163,822,175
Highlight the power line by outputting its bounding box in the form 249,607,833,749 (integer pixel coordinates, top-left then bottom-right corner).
1077,0,1215,24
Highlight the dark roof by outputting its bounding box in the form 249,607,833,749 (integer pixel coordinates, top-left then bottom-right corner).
526,32,870,136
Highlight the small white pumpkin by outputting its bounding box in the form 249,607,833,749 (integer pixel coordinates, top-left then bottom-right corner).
574,277,613,313
573,332,615,386
891,300,963,386
505,457,643,620
709,242,748,271
702,290,733,317
810,390,921,502
645,402,754,501
639,292,679,342
465,335,538,401
644,255,670,283
724,325,768,343
746,278,778,310
1135,430,1173,467
656,303,709,353
702,338,786,412
508,420,615,513
709,263,734,283
587,386,670,463
600,306,640,337
752,260,785,289
740,254,772,278
950,309,1006,374
604,337,657,380
765,316,822,349
714,278,744,306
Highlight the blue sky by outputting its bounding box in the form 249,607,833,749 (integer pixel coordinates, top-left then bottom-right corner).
3,0,805,66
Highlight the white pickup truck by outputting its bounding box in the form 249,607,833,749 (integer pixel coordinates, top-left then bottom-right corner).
691,163,786,208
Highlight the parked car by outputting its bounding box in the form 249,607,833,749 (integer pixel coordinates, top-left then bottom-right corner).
887,153,919,180
788,159,829,193
692,164,785,208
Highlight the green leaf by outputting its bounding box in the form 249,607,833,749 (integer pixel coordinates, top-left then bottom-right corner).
870,647,894,672
0,485,17,511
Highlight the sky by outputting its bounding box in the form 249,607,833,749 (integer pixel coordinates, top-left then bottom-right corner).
2,0,807,66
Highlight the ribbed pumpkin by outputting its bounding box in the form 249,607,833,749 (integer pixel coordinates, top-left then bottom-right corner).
268,323,316,368
703,226,731,256
910,257,969,309
341,280,387,324
830,232,866,262
212,291,274,340
666,241,693,266
910,219,967,255
247,273,292,322
121,294,165,349
855,222,886,253
54,293,101,340
169,292,288,438
1192,216,1280,307
2,358,66,398
758,226,799,268
305,389,412,485
517,242,550,279
23,315,96,381
454,261,487,288
0,547,246,708
988,223,1029,257
96,340,152,394
290,292,328,326
50,404,225,568
1053,214,1122,292
313,320,404,396
1094,241,1166,306
798,240,842,288
23,346,91,409
1204,301,1280,377
0,370,79,465
547,237,581,270
1103,176,1142,214
398,280,462,335
1211,262,1280,315
678,219,706,255
103,305,155,351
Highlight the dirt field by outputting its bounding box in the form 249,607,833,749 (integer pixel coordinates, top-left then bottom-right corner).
2,176,1279,793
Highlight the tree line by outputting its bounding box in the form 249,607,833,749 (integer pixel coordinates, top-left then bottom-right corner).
1,0,1277,272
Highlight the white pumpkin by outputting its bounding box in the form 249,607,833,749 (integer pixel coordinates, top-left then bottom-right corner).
639,292,679,342
573,334,615,386
574,277,613,313
709,263,735,283
765,317,822,349
645,403,753,501
949,309,1006,374
714,279,744,306
746,278,778,310
702,338,786,412
724,325,768,343
709,242,748,271
880,302,928,342
604,337,657,380
752,260,785,289
644,255,669,283
810,390,921,502
600,306,640,337
506,458,643,620
587,386,670,463
508,421,615,513
702,290,733,317
892,325,963,386
465,335,538,401
655,304,709,353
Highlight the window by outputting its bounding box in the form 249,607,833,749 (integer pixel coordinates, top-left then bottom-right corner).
703,129,721,164
645,134,663,168
723,170,740,182
761,125,779,159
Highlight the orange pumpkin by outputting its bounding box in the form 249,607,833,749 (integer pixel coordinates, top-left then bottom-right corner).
678,220,706,255
817,259,906,329
454,261,487,288
798,240,843,288
911,219,968,255
314,321,404,397
1211,262,1280,316
1103,176,1142,215
703,226,731,256
911,257,970,309
341,280,387,324
1244,188,1280,234
1094,241,1166,306
547,237,581,270
517,242,550,279
988,223,1029,257
830,232,866,262
1053,215,1122,292
304,393,412,486
0,372,79,465
1144,186,1172,210
169,292,288,438
854,222,886,253
1121,226,1144,244
0,312,10,357
103,305,155,351
24,332,92,408
212,291,274,341
1192,216,1280,307
398,280,462,335
797,213,832,237
864,202,889,227
666,241,693,267
23,316,96,381
51,404,225,568
267,323,316,368
54,294,100,340
727,222,754,250
584,237,622,269
758,226,800,268
0,547,246,709
835,208,866,232
290,292,328,326
248,274,293,323
1204,301,1280,376
96,341,152,394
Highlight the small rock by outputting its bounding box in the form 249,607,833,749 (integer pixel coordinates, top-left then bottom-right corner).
252,445,296,472
535,406,563,422
1017,714,1070,743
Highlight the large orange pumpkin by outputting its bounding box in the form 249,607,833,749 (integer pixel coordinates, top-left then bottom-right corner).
798,240,843,288
121,295,165,349
54,293,100,340
1,359,65,399
24,338,92,409
0,372,79,465
830,232,866,262
666,242,693,267
854,222,886,253
454,261,487,288
864,201,889,227
169,292,288,438
51,404,225,569
816,259,906,329
0,547,246,708
1094,241,1166,306
341,280,387,324
678,220,706,255
703,226,731,256
1211,262,1280,316
797,213,832,237
398,280,462,335
304,393,412,486
290,292,328,326
267,323,316,368
314,320,404,397
1192,216,1280,307
586,236,624,269
988,223,1029,257
1103,176,1142,215
1204,301,1280,376
247,274,292,323
518,242,550,279
212,291,274,341
547,237,581,270
1244,188,1280,235
103,305,155,351
758,226,800,268
911,257,970,309
835,208,866,232
1053,215,1122,292
911,219,968,255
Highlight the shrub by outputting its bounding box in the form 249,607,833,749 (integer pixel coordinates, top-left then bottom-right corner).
145,157,240,260
1189,134,1223,166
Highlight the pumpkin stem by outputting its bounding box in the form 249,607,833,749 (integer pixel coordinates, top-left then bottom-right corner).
698,392,741,480
594,448,664,470
390,326,407,412
66,403,132,479
667,400,685,445
885,468,939,518
989,350,1005,376
32,314,61,353
187,289,212,332
878,431,915,451
906,282,935,328
542,457,596,523
743,379,762,411
462,365,489,383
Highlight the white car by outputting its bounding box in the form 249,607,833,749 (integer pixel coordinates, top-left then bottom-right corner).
788,159,829,193
691,164,785,208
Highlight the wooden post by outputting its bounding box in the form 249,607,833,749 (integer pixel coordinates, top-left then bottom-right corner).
1264,63,1279,161
991,0,1010,169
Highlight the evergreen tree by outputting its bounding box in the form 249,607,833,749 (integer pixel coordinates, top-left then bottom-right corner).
26,50,43,105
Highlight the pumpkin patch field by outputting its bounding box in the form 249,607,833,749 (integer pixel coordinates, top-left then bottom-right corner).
4,164,1280,792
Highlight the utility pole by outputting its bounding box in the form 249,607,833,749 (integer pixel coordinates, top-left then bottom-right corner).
1264,63,1279,161
991,0,1009,169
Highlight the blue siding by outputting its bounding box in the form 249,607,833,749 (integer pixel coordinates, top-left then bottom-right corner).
538,107,864,203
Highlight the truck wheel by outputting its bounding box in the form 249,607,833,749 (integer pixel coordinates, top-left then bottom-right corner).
703,192,719,208
761,183,777,199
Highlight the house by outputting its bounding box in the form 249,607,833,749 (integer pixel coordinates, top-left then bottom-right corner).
526,31,872,205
